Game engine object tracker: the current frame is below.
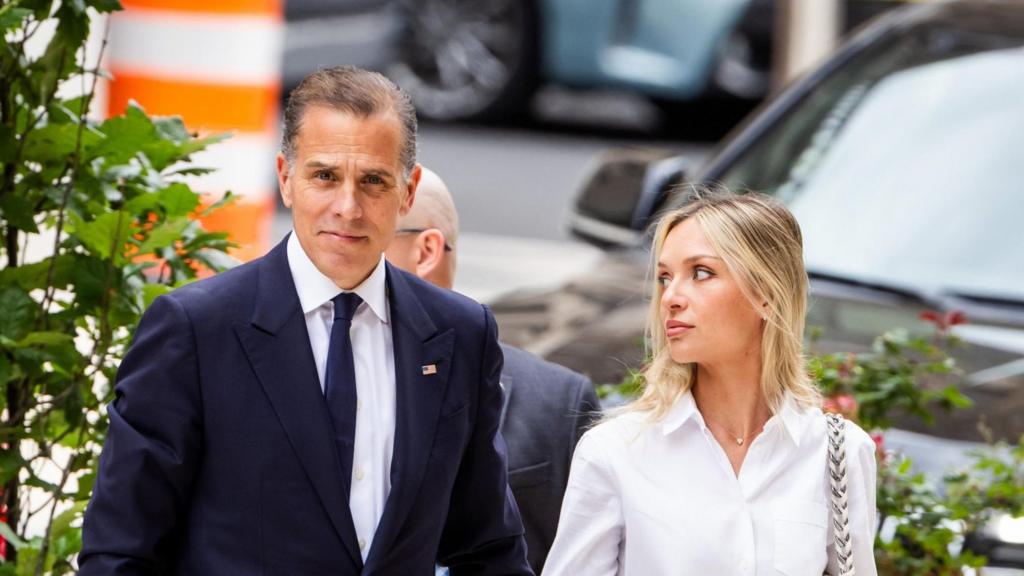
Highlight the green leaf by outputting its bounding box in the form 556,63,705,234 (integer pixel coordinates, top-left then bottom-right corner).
66,254,109,311
0,194,39,233
0,6,32,33
137,216,189,254
49,500,87,561
898,457,913,475
0,287,36,340
15,544,42,576
940,385,973,409
20,0,54,19
93,102,157,164
29,31,77,105
0,521,27,550
180,131,231,156
68,210,132,261
47,95,90,124
0,255,75,292
12,331,74,348
142,284,172,309
167,166,216,177
151,114,190,142
192,247,239,273
158,183,200,216
53,0,90,45
21,123,86,163
87,0,123,12
123,191,160,215
199,190,237,217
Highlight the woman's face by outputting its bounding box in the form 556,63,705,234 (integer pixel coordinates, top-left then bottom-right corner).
657,218,765,366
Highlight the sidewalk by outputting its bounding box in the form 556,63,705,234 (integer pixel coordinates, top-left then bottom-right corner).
452,232,603,304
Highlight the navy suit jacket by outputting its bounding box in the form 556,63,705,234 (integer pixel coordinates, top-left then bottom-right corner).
79,238,532,575
499,345,600,574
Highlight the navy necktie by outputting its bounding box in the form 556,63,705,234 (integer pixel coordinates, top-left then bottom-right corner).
325,292,362,496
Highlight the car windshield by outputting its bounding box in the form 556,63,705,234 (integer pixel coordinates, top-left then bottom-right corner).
712,14,1024,302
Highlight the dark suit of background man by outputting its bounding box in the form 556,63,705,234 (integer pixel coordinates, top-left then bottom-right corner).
384,168,601,574
79,66,532,576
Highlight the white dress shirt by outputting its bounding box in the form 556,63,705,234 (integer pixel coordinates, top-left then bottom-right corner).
543,391,878,576
287,233,396,560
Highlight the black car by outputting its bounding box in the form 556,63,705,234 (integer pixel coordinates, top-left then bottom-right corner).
491,0,1024,566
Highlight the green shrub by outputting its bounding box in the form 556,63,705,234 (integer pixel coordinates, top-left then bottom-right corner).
1,1,234,572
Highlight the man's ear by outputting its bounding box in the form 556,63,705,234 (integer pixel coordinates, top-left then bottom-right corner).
276,152,293,208
414,228,447,278
400,164,422,216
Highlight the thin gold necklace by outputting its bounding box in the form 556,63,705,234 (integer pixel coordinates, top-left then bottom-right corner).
707,419,758,446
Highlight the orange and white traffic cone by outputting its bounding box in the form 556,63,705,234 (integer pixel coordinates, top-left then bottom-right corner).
107,0,283,262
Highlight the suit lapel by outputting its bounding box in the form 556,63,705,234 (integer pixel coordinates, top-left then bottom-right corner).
233,238,363,569
366,264,454,566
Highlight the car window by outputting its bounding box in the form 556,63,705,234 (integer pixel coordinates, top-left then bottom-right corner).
713,23,1024,301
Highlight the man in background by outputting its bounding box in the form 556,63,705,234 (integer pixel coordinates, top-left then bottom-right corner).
385,167,601,573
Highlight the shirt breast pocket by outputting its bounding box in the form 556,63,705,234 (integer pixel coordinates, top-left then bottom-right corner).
772,497,828,576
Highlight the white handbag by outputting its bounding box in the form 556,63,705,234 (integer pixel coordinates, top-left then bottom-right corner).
826,412,856,576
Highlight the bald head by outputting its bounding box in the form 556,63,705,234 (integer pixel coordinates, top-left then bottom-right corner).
385,167,459,289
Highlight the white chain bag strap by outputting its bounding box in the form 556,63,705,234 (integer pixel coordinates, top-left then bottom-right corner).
826,412,856,576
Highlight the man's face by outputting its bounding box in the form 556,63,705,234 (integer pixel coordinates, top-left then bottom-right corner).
277,105,419,289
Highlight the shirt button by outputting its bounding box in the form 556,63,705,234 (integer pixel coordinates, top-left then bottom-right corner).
356,399,362,412
355,468,365,481
358,538,366,550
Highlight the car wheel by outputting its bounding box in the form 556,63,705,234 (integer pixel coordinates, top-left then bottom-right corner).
388,0,538,121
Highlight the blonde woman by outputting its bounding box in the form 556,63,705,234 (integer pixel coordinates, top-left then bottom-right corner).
543,191,877,575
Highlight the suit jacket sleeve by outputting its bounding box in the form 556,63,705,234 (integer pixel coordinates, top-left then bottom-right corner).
79,294,203,575
438,306,533,575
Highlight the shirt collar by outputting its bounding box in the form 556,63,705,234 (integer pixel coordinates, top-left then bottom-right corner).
661,391,699,436
772,393,810,447
660,389,810,446
286,232,390,324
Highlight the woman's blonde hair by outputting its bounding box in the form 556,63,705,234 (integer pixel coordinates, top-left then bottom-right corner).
624,187,820,421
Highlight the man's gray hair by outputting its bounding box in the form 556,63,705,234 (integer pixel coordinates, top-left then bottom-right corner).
281,66,418,178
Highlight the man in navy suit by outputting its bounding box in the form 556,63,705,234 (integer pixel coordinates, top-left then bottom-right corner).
385,168,600,573
79,66,532,576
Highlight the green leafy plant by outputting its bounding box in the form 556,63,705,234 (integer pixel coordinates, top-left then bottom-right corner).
874,438,1024,574
1,1,235,573
809,324,972,431
874,453,988,574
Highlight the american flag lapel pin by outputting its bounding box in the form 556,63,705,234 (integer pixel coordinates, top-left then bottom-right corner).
421,364,438,375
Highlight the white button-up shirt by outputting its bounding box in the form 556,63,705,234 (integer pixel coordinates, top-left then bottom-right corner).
543,392,878,576
287,233,396,561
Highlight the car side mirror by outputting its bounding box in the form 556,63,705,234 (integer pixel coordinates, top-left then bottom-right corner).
569,149,691,248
